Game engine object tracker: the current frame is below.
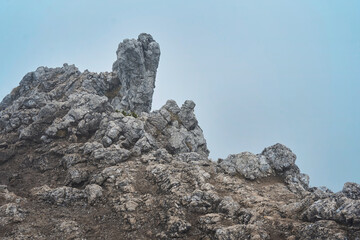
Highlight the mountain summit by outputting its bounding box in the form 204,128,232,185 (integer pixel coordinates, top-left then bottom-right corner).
0,34,359,239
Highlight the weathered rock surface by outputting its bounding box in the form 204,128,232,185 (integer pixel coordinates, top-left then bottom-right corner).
219,152,273,180
343,182,360,200
112,33,160,114
0,33,359,239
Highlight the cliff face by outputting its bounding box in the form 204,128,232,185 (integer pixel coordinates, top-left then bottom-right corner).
0,34,359,240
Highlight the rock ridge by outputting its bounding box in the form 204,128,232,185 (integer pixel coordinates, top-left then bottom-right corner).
0,33,359,239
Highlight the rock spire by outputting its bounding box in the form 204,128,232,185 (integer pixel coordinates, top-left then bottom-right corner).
112,33,161,114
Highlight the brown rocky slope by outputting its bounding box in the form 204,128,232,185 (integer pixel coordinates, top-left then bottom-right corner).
0,33,359,239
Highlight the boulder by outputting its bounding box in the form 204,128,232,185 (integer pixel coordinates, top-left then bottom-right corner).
219,152,273,180
261,143,297,172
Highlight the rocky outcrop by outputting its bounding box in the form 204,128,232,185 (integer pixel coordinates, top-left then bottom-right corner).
343,182,360,200
219,152,274,180
0,34,359,239
219,143,310,195
112,33,160,114
145,99,209,157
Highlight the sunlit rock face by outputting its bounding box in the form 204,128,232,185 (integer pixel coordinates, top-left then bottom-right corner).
0,34,359,239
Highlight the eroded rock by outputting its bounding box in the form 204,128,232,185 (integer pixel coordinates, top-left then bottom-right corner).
112,33,160,114
219,152,273,180
0,33,359,240
342,182,360,200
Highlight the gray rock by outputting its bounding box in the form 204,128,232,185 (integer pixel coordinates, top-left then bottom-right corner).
0,148,15,165
76,112,103,136
122,116,145,145
342,182,360,200
0,185,23,203
302,198,339,221
92,147,131,165
146,110,168,131
83,141,103,155
66,167,89,185
45,93,108,138
31,185,86,205
184,190,220,213
167,216,191,237
261,143,296,172
178,100,198,130
218,144,309,195
85,184,103,204
1,33,359,239
102,136,113,147
112,33,160,114
309,186,334,199
284,172,310,194
133,132,156,155
162,99,181,114
176,152,208,163
215,224,269,240
299,220,349,240
0,203,26,226
199,213,224,232
218,196,240,216
145,100,209,157
302,196,360,225
107,125,121,140
219,152,273,180
62,154,85,169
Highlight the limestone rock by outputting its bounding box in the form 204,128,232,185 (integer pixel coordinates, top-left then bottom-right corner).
112,33,160,114
299,220,349,240
31,185,86,205
145,99,209,157
301,196,360,225
262,143,296,172
219,152,273,180
0,33,359,239
342,182,360,200
309,186,334,199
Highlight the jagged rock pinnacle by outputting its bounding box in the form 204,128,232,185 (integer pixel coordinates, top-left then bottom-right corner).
112,33,160,114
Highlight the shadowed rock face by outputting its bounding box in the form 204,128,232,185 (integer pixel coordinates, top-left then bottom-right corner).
0,34,359,239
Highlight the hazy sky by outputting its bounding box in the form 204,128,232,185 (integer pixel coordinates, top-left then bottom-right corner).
1,0,359,191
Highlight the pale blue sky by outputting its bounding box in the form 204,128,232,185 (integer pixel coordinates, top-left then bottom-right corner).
1,0,359,191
